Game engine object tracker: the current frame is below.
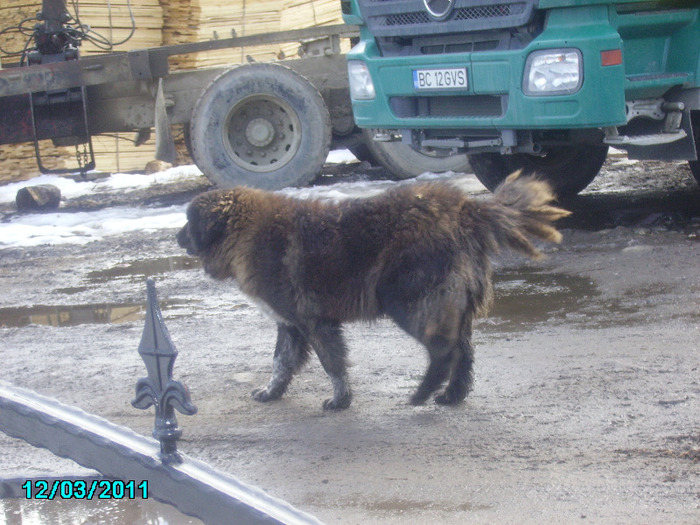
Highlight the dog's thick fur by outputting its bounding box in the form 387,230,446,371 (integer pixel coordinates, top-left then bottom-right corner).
177,173,570,409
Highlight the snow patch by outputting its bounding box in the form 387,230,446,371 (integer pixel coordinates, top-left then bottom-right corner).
0,151,485,248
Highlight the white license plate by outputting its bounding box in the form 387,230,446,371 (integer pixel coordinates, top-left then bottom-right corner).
413,67,468,90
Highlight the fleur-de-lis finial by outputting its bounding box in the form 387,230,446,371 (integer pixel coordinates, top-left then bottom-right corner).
132,279,197,464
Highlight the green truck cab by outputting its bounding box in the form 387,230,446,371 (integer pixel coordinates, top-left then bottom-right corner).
342,0,700,196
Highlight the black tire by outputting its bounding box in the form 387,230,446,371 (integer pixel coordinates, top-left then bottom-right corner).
182,124,194,161
190,63,331,189
688,111,700,185
468,145,608,198
346,140,374,164
361,129,471,180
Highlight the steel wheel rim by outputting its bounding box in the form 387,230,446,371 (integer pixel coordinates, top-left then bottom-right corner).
223,95,302,173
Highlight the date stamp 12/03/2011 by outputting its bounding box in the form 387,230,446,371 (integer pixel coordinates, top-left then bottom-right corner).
21,479,148,500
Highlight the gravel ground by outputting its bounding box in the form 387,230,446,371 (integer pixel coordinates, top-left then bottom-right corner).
0,157,699,524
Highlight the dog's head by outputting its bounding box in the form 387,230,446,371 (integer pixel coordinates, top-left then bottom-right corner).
178,186,282,280
177,189,243,257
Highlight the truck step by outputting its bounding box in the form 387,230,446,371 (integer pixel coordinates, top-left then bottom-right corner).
604,131,686,147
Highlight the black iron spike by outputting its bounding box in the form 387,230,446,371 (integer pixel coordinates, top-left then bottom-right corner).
132,278,197,464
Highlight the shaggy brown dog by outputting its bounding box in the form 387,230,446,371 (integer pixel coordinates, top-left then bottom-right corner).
177,174,569,409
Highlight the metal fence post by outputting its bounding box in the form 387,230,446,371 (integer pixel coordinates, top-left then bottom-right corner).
132,278,197,464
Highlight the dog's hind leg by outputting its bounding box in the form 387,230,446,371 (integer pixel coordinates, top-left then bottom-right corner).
435,320,474,405
410,334,456,405
307,320,352,410
252,323,311,402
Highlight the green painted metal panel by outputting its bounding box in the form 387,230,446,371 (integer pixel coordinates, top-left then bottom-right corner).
345,0,700,132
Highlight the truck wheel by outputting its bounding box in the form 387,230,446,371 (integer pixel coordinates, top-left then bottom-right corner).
361,129,471,179
190,63,331,189
182,124,194,162
468,145,608,198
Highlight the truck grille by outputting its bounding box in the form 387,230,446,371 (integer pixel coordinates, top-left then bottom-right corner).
389,95,505,119
358,0,536,38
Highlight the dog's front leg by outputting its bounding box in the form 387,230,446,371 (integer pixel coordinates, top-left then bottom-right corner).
308,320,352,410
252,323,310,402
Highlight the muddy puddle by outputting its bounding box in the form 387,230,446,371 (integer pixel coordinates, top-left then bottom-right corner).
483,271,598,332
483,270,654,332
0,257,652,332
86,256,200,283
0,476,202,524
0,494,202,525
0,300,194,329
0,256,201,328
0,303,145,328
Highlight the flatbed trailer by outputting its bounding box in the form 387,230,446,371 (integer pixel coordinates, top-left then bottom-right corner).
0,0,363,189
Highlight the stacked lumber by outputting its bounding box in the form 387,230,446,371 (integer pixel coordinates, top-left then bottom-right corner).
163,1,346,70
0,1,42,61
0,135,162,183
0,142,68,184
279,0,347,59
160,0,202,70
90,133,158,174
0,1,163,60
0,2,163,179
73,1,164,56
0,134,160,184
169,2,283,70
71,1,163,172
0,0,345,73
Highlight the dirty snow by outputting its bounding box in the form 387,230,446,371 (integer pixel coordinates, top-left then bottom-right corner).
0,149,485,249
0,206,188,248
0,165,206,204
0,151,348,248
0,168,196,247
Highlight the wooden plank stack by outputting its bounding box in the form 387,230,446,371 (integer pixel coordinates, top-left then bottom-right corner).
0,1,164,178
90,133,158,174
0,143,67,184
73,1,164,56
279,0,348,59
160,0,202,70
76,2,163,173
167,2,284,70
0,1,163,58
0,1,44,62
0,0,345,181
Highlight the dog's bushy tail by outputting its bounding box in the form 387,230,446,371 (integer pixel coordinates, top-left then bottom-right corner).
472,171,571,259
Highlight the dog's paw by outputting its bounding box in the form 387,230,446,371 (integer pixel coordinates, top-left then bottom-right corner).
434,391,464,406
322,392,352,411
251,387,282,403
409,391,429,406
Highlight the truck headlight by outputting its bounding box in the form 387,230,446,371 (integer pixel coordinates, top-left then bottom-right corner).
348,61,376,100
523,49,582,96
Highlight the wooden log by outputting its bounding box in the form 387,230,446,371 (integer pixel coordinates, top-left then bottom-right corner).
16,184,61,211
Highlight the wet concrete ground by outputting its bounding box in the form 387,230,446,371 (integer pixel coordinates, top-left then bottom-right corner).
0,158,699,524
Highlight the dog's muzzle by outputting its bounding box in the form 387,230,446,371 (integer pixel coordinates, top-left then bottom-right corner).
177,224,196,255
